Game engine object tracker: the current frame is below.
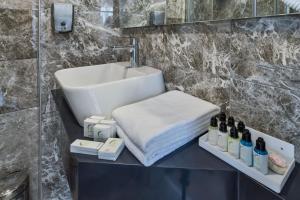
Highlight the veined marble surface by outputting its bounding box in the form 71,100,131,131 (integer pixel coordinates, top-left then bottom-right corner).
0,0,39,199
2,1,299,199
0,59,37,113
0,107,39,200
124,14,300,161
40,0,130,199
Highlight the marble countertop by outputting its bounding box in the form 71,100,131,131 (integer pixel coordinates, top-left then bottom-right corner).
52,89,300,200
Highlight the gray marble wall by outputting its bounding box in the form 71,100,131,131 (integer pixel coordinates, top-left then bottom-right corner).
1,1,299,199
124,14,300,161
39,0,130,199
0,0,39,200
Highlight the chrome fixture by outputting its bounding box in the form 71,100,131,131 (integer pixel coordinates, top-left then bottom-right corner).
252,0,257,17
112,37,139,68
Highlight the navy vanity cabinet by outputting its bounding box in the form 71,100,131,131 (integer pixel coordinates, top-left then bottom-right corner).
72,160,238,200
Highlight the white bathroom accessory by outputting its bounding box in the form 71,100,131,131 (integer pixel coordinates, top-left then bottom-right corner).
208,116,218,145
90,116,106,121
217,122,228,152
93,124,116,142
70,139,104,155
113,91,220,166
84,118,102,138
55,62,165,126
227,127,240,159
52,3,74,33
98,138,125,161
199,127,295,193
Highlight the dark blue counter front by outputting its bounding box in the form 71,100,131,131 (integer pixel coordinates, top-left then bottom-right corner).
52,89,300,200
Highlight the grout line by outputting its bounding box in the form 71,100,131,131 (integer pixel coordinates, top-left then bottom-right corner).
0,107,39,116
37,0,42,198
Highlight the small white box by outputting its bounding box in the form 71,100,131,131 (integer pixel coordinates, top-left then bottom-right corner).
100,119,117,137
100,119,117,126
70,139,104,155
98,138,125,161
90,116,106,121
93,124,116,142
84,118,101,138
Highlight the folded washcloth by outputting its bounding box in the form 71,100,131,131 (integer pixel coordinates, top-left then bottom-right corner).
112,91,220,153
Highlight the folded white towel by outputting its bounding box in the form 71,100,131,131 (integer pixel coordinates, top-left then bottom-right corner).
143,116,211,153
112,91,220,153
117,125,208,166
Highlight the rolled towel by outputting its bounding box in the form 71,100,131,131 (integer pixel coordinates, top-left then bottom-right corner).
112,91,220,166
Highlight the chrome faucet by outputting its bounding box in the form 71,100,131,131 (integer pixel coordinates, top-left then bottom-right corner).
112,37,139,68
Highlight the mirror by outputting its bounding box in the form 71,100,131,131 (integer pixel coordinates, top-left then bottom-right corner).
119,0,299,28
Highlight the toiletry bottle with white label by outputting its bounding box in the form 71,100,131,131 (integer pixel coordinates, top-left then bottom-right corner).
208,116,218,145
217,122,228,152
228,126,240,159
237,121,245,138
240,129,253,166
227,116,235,128
253,137,268,174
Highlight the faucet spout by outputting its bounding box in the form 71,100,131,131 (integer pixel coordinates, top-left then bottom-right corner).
111,37,139,68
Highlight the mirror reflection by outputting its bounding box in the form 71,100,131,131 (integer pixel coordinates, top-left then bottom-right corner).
120,0,299,28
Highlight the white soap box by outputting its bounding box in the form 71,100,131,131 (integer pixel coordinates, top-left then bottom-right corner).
198,126,295,193
70,139,104,155
93,120,117,142
84,118,102,138
98,138,125,161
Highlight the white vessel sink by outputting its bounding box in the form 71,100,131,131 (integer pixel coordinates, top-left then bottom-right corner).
55,62,165,126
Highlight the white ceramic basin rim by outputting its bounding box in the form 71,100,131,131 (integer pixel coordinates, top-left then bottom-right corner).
55,62,165,126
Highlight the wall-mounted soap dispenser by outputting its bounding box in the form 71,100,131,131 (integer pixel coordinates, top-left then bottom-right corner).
52,3,74,33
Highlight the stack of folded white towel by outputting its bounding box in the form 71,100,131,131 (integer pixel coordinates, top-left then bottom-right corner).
112,90,220,166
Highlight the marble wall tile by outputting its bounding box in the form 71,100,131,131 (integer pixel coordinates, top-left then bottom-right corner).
40,7,129,62
0,1,39,199
0,0,35,10
230,79,300,119
41,112,72,200
0,35,36,61
0,8,37,61
231,16,300,70
0,107,39,200
230,79,300,156
0,9,32,36
0,59,38,114
40,60,65,115
231,64,300,91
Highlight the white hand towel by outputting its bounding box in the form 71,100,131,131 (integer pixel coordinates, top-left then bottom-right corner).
112,91,220,152
117,125,208,166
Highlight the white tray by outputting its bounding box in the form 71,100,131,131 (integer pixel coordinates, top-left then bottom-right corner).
198,127,295,193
